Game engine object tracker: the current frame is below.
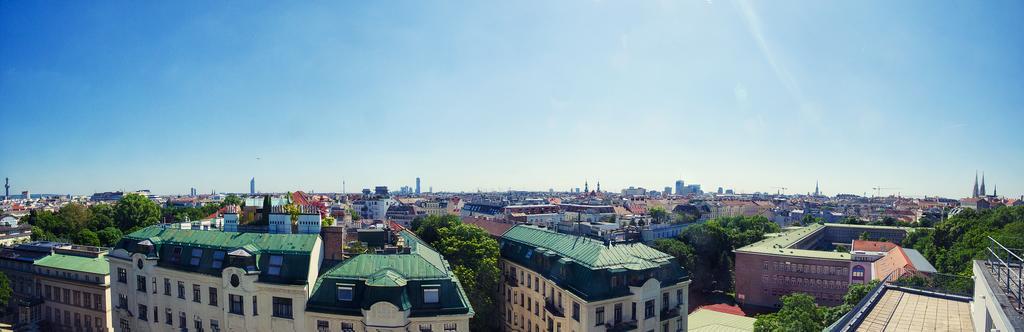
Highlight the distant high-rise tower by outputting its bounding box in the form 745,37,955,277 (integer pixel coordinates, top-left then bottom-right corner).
973,171,979,198
4,177,8,200
416,177,421,195
675,180,684,195
250,177,256,195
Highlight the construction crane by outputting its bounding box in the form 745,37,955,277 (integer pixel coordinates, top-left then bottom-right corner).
771,187,788,195
872,187,900,197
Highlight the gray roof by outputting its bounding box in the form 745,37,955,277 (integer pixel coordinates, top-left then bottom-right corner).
902,248,937,273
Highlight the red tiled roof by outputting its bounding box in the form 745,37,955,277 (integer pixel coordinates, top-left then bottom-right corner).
291,191,310,206
462,217,515,238
852,240,898,252
698,303,747,316
873,246,916,280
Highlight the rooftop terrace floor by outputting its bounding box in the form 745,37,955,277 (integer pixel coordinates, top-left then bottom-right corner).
855,289,972,332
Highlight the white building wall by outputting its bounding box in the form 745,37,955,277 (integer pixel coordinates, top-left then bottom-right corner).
971,261,1019,332
269,213,291,234
109,239,323,332
297,214,322,234
223,213,238,232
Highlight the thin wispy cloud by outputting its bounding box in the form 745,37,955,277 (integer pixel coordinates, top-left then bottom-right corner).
735,0,807,111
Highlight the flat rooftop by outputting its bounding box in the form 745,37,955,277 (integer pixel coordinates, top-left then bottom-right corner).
688,308,755,332
735,223,915,260
855,289,971,332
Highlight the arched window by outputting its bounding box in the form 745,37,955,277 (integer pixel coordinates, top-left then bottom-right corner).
852,265,866,281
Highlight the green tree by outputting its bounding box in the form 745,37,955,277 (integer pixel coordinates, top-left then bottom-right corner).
843,280,879,306
58,203,92,230
73,229,101,247
260,195,272,225
800,214,820,226
30,226,56,242
114,194,161,232
412,215,460,244
430,223,501,331
222,194,243,207
754,293,824,332
652,238,696,273
412,216,500,331
649,206,669,224
678,223,733,292
346,241,368,255
907,206,1024,275
283,203,300,225
97,227,124,247
322,216,335,227
840,216,865,225
88,204,116,230
0,272,11,308
671,212,697,224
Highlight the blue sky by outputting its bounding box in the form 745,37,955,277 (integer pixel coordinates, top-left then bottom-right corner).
1,1,1021,198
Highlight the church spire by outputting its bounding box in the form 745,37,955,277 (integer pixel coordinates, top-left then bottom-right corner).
584,180,589,193
980,172,987,197
973,171,979,198
596,181,600,193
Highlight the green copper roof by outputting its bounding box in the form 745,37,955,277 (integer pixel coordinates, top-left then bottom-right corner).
116,226,318,285
501,225,674,270
325,254,448,279
319,229,455,281
35,253,110,275
123,226,318,254
306,228,473,317
367,270,408,287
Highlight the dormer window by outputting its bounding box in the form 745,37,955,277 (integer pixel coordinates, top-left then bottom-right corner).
170,247,183,263
137,240,155,255
190,249,203,266
227,248,256,272
267,255,284,276
211,251,225,269
336,285,353,301
423,287,439,304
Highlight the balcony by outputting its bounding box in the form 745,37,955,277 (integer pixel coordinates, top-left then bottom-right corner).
544,301,565,318
504,275,519,287
660,306,680,320
605,320,637,332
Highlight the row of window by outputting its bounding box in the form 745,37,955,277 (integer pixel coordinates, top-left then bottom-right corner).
123,249,280,275
43,284,103,310
36,267,104,283
124,307,222,332
336,285,439,304
123,272,224,307
507,313,549,332
316,320,356,332
44,305,104,330
765,261,850,276
227,293,291,319
761,275,849,290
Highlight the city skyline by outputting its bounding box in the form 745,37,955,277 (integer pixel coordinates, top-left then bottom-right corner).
2,1,1022,198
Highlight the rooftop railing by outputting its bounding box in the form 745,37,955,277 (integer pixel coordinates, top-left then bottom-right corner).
986,236,1023,316
890,272,974,298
